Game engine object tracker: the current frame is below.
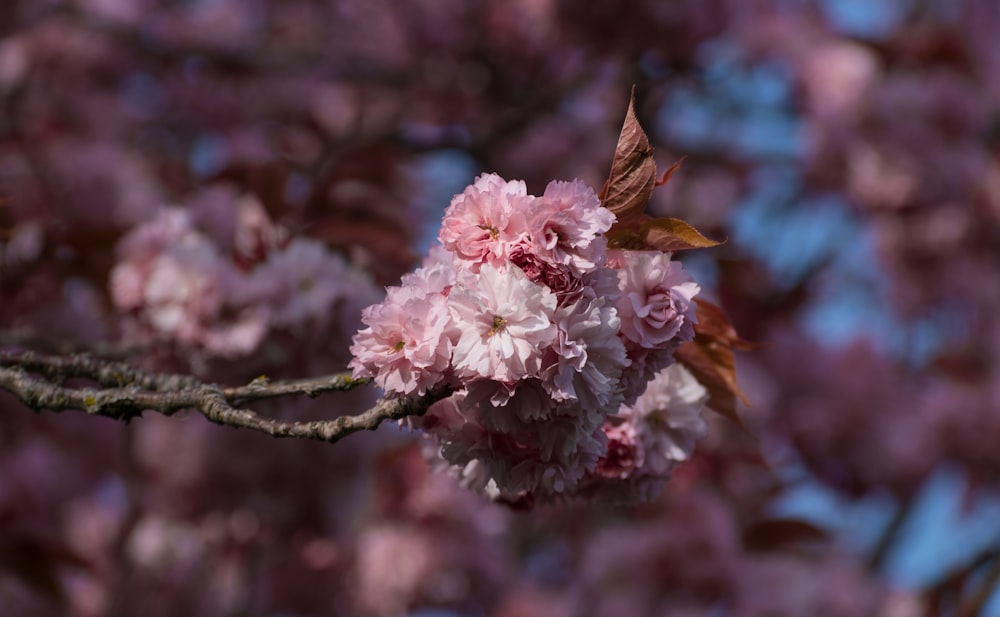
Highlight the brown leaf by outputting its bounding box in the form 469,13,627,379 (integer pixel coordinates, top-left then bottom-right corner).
604,224,649,251
692,299,754,351
701,337,748,406
599,94,710,254
642,217,724,252
599,92,745,424
655,156,686,187
676,337,744,426
676,300,751,425
599,88,656,227
743,518,829,552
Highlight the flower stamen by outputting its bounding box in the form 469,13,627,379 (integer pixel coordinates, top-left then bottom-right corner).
487,315,507,337
477,222,500,240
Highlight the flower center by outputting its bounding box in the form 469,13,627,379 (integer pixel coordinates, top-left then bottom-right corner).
487,315,507,337
477,222,500,240
391,340,406,353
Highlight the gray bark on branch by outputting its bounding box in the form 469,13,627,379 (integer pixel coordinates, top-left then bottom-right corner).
0,350,451,444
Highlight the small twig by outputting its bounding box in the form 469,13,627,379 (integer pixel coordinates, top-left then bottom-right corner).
0,351,451,445
955,549,1000,617
220,373,371,405
868,492,914,571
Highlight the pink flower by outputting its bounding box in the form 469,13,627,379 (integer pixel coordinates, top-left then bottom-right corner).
437,414,605,497
349,287,458,395
249,237,356,331
110,209,194,310
619,363,708,476
508,245,583,302
400,243,457,295
594,421,643,479
618,343,678,406
449,264,557,382
437,173,530,271
521,415,607,493
232,193,289,268
138,230,267,356
465,378,556,432
544,296,629,414
422,389,607,498
571,364,709,503
613,250,700,349
529,179,615,274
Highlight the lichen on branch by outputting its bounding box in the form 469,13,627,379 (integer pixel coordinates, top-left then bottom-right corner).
0,350,451,443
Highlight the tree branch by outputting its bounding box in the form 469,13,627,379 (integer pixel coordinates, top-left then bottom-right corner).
0,351,450,444
955,548,1000,617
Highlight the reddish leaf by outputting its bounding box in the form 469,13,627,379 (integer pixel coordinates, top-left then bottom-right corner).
604,224,649,251
743,518,829,552
676,337,743,425
599,88,656,227
655,156,686,187
642,217,724,252
676,300,751,425
692,299,755,351
599,93,746,423
600,93,718,254
702,336,748,406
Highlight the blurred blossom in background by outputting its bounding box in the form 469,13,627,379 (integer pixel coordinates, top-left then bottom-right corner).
2,0,1000,615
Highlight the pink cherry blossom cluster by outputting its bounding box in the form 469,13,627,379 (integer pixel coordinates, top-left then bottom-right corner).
350,173,706,502
110,197,379,364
